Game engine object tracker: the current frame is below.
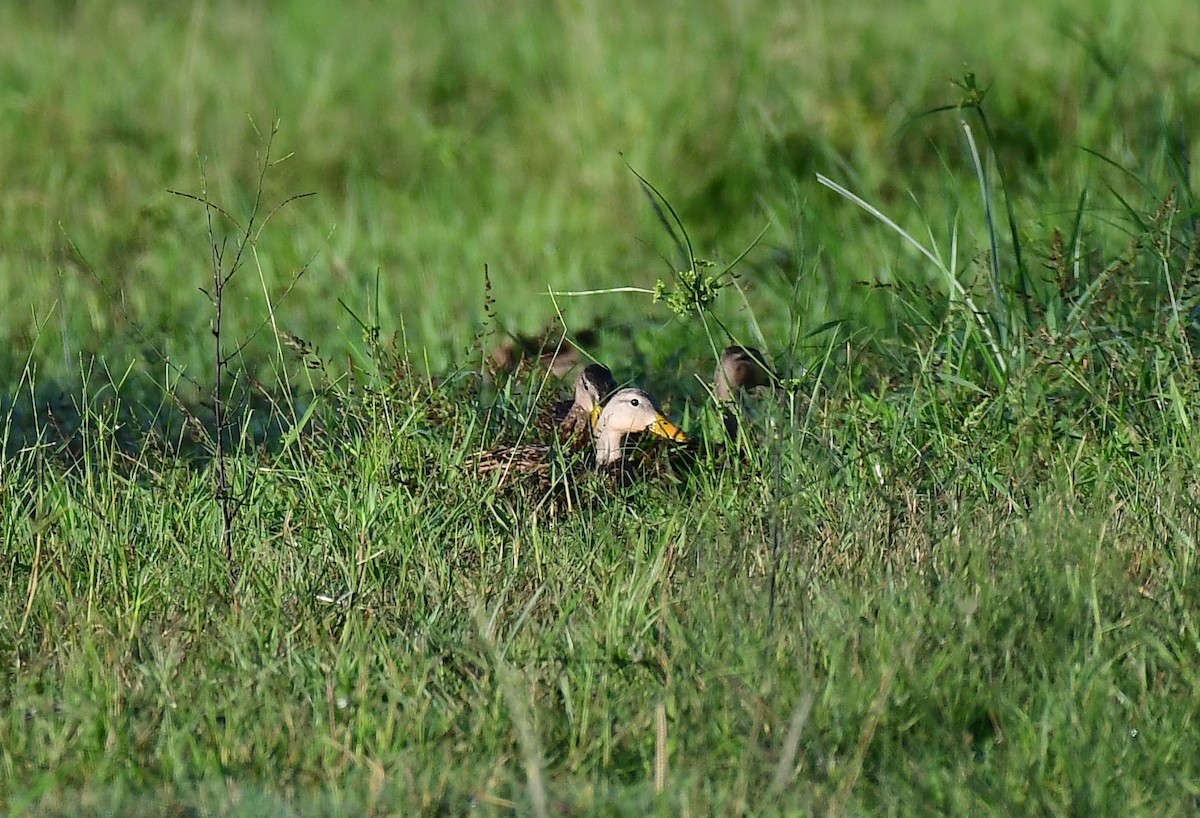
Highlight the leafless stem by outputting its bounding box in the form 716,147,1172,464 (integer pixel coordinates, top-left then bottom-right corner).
183,119,308,586
200,163,237,574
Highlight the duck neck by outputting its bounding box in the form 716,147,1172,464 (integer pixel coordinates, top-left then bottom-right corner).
593,426,625,467
722,409,739,440
713,371,734,402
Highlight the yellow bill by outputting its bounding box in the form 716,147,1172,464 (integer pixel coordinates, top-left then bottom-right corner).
649,415,688,443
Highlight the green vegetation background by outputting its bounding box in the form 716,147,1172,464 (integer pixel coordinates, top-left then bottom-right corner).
3,0,1200,815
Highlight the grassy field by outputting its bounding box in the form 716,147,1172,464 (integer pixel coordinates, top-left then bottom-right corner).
4,0,1200,815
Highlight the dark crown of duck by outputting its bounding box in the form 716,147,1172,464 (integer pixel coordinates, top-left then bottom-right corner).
556,363,618,438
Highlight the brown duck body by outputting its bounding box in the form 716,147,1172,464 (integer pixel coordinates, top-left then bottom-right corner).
714,346,774,400
475,364,616,486
489,325,600,379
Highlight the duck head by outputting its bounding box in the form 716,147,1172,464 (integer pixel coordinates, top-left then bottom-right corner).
593,387,687,466
713,346,773,401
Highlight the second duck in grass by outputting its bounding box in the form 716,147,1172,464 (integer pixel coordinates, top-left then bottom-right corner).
634,346,775,478
548,363,617,446
712,346,775,439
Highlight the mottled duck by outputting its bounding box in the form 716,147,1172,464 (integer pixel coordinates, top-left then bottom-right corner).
475,384,686,488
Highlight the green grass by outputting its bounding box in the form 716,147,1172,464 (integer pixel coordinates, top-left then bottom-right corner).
4,0,1200,815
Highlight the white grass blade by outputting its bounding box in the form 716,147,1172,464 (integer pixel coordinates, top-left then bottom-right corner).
816,172,1006,374
817,174,944,272
547,286,656,297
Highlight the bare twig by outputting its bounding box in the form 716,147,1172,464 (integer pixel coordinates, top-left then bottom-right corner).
176,120,312,586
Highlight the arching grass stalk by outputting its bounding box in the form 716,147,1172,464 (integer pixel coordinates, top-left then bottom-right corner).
629,165,774,371
815,173,1007,385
